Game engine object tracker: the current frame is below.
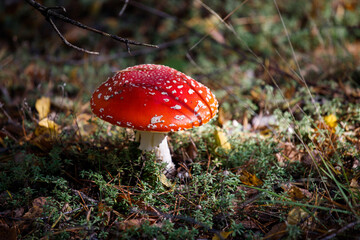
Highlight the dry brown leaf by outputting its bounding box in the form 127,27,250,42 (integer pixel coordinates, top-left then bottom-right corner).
287,185,310,200
281,183,312,200
117,219,148,231
35,97,51,120
276,142,305,166
23,197,47,219
239,170,263,186
186,138,198,160
288,186,305,200
217,106,228,127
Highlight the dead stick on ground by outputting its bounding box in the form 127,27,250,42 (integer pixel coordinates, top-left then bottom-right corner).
71,189,98,204
25,0,158,55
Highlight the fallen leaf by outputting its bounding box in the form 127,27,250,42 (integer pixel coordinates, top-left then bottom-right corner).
214,126,231,152
117,219,148,231
239,170,263,186
287,207,309,225
217,106,229,127
281,183,312,199
212,231,233,240
23,197,47,219
324,114,337,129
276,142,305,166
31,118,60,150
288,186,305,200
186,138,198,160
159,173,175,188
35,118,60,138
75,113,97,138
35,97,51,120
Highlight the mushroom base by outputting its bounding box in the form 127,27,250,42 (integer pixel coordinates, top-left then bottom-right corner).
136,131,175,174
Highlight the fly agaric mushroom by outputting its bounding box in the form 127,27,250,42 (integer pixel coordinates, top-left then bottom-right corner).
90,64,218,174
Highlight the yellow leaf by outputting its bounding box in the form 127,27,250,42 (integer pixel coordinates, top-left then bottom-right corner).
287,207,309,225
214,127,231,151
159,173,175,188
31,118,60,151
324,114,337,129
37,118,60,137
212,231,233,240
35,97,51,119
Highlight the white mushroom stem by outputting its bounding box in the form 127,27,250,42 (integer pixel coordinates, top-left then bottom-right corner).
135,131,175,174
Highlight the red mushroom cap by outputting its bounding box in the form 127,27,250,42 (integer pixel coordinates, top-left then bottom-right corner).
90,64,218,132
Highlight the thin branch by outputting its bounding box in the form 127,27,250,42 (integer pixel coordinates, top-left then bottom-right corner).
25,0,158,55
320,220,360,240
71,189,98,204
119,0,130,16
47,17,98,55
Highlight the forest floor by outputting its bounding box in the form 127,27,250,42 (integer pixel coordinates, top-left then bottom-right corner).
1,1,360,239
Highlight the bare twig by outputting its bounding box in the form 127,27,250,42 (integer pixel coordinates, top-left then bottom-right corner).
119,0,130,16
71,189,98,204
320,220,360,240
25,0,158,55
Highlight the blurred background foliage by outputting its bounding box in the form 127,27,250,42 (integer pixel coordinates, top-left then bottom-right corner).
1,0,359,120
